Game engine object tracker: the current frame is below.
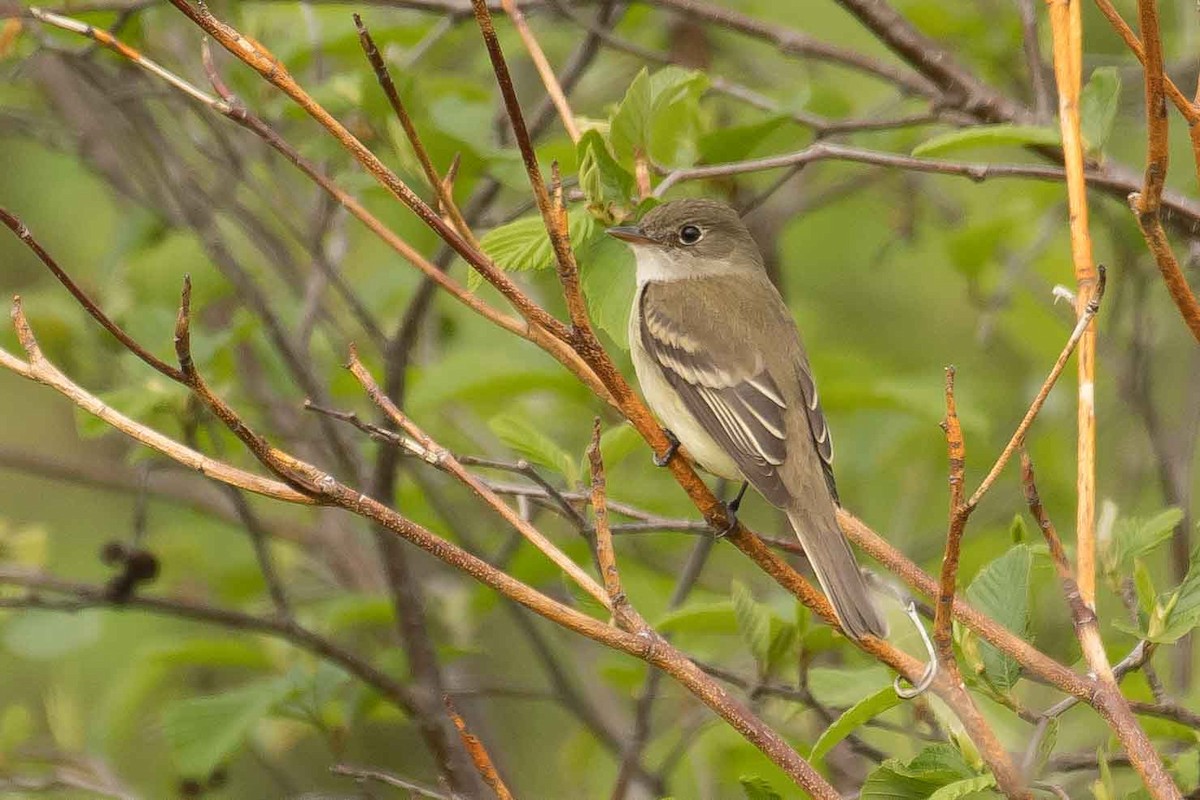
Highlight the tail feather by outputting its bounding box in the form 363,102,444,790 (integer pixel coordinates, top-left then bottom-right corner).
787,508,887,640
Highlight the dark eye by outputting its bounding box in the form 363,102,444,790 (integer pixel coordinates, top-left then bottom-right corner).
678,224,703,245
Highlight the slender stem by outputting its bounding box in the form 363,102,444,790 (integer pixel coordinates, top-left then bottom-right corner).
499,0,581,142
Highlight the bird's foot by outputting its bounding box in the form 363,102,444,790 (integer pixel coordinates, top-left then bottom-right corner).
714,481,750,538
653,429,680,467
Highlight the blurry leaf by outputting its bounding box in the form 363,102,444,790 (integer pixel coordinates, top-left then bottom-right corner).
489,411,580,486
46,682,84,751
596,422,643,471
0,521,47,568
764,618,799,676
3,609,102,660
1009,514,1027,544
807,665,891,706
912,124,1060,157
577,233,636,347
1102,507,1182,578
1032,717,1059,778
809,686,902,766
577,129,636,221
610,66,709,168
1134,559,1157,616
698,115,788,164
473,208,596,290
1149,558,1200,643
162,678,292,778
927,774,997,799
739,775,783,800
731,580,772,667
1080,67,1121,154
0,704,31,753
318,594,396,633
964,544,1032,690
656,600,737,635
861,744,976,800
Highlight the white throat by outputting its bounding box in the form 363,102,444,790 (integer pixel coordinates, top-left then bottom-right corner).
629,245,679,285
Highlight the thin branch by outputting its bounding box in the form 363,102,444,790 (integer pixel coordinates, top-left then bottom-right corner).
331,764,450,799
499,0,581,142
966,267,1107,509
345,350,613,610
586,418,624,607
353,13,481,247
935,366,967,658
1022,451,1181,799
444,695,515,800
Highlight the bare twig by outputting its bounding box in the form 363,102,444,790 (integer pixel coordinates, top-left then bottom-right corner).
331,764,450,800
1022,451,1181,799
499,0,580,142
444,695,515,800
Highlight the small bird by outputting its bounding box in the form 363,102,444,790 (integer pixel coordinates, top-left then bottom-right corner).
608,198,887,640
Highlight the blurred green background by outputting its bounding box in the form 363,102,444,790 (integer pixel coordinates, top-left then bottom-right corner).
1,0,1198,797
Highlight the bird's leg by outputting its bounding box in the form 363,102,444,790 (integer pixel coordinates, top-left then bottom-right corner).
716,481,750,538
653,428,680,467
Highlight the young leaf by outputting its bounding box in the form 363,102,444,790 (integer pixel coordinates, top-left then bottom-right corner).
739,775,783,800
595,422,643,471
698,115,789,165
610,66,709,168
162,678,293,778
809,686,902,766
577,129,636,221
912,124,1060,158
731,580,773,667
472,209,596,289
1080,67,1122,154
2,609,102,660
964,544,1033,690
927,774,997,800
1102,507,1182,578
489,411,581,487
655,600,738,636
861,744,976,800
1151,559,1200,643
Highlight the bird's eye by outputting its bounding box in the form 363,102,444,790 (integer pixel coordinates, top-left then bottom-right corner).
678,224,703,245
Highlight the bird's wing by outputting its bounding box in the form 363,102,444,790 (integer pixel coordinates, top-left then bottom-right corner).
796,355,839,503
639,283,792,506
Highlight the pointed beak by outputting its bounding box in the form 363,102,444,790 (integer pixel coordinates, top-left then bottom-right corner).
606,225,655,245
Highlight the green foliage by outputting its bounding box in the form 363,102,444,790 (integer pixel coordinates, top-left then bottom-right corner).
609,66,709,168
473,208,597,289
2,609,102,660
161,678,294,778
739,775,784,800
809,686,902,767
1102,507,1183,581
912,124,1060,157
963,544,1033,690
489,410,582,487
860,744,983,800
1080,67,1122,155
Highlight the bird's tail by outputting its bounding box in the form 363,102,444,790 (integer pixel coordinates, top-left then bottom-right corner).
786,507,888,640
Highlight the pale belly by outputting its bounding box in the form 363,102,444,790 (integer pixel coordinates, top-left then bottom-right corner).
629,296,742,481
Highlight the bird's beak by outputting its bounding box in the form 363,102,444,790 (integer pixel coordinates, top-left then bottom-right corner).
606,225,655,245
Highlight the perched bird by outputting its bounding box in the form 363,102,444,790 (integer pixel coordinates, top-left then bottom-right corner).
608,198,887,640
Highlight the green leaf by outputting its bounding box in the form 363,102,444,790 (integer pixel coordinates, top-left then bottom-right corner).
927,774,998,799
1103,507,1182,578
731,580,772,667
809,686,902,766
473,208,596,290
912,124,1060,157
162,678,293,778
3,609,102,660
1080,67,1122,154
610,66,709,168
577,129,636,221
489,411,581,486
739,775,783,800
578,233,637,348
964,544,1032,690
1151,558,1200,643
698,115,789,164
1009,514,1027,544
655,601,738,635
861,745,976,800
596,422,643,471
